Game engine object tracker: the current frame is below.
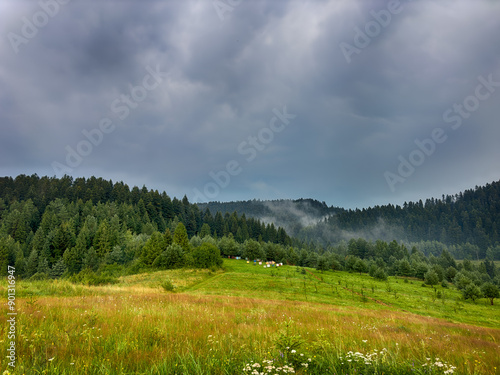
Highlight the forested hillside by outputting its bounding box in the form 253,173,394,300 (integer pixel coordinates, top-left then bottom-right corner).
199,181,500,260
327,180,500,249
198,198,339,236
1,175,499,300
0,174,291,278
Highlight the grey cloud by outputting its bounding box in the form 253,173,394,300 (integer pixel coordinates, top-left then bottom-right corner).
0,0,499,209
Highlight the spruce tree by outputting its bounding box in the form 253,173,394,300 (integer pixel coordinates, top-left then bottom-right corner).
173,222,190,253
83,246,100,272
199,223,211,238
37,258,50,275
50,258,67,278
26,248,39,277
94,221,112,258
142,232,166,265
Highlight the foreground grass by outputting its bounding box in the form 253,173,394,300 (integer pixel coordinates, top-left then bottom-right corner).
1,260,499,374
195,260,500,328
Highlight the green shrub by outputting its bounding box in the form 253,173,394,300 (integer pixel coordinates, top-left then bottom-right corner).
192,243,223,269
161,279,175,292
69,268,118,286
30,272,49,281
373,267,387,281
424,270,439,286
462,283,482,302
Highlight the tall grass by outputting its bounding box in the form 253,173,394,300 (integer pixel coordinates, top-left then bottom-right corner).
1,291,499,374
1,261,499,374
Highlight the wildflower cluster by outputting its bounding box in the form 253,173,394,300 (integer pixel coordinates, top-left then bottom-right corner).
242,347,313,375
339,348,388,367
422,357,457,374
283,348,313,369
242,360,295,374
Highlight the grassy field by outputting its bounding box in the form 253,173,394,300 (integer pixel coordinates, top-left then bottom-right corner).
1,259,499,374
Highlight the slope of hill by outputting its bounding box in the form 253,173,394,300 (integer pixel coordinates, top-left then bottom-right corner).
198,180,500,254
1,259,498,374
197,198,340,236
322,180,500,248
0,174,291,277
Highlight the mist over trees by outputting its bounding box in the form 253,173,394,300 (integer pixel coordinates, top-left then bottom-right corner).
326,181,500,251
201,180,500,261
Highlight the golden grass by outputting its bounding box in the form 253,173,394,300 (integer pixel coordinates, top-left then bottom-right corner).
2,288,499,374
1,263,499,374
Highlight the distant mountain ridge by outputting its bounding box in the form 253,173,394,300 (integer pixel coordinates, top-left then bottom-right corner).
197,198,341,235
197,198,338,217
197,180,500,254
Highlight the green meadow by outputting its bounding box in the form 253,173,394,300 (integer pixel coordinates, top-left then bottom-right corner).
1,259,499,374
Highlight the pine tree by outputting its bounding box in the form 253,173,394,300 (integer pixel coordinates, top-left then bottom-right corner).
26,248,39,277
161,193,174,220
142,232,166,265
64,247,81,274
398,259,413,277
50,258,67,278
316,255,329,272
243,239,264,261
37,258,50,275
199,223,211,238
94,221,112,258
463,283,482,302
0,235,18,276
164,228,173,246
0,236,9,276
173,222,190,253
353,259,368,274
83,246,100,271
14,247,26,277
165,244,185,268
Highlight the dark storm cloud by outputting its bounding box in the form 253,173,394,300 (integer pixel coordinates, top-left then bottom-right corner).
0,0,499,209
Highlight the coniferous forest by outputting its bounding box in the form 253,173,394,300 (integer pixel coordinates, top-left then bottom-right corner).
325,180,500,250
201,180,500,261
0,174,499,304
0,175,290,281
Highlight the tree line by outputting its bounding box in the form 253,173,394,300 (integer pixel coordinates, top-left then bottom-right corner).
0,174,498,304
325,180,500,252
195,180,500,260
0,175,291,279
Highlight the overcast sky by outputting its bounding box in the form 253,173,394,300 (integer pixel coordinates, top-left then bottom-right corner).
1,0,499,209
